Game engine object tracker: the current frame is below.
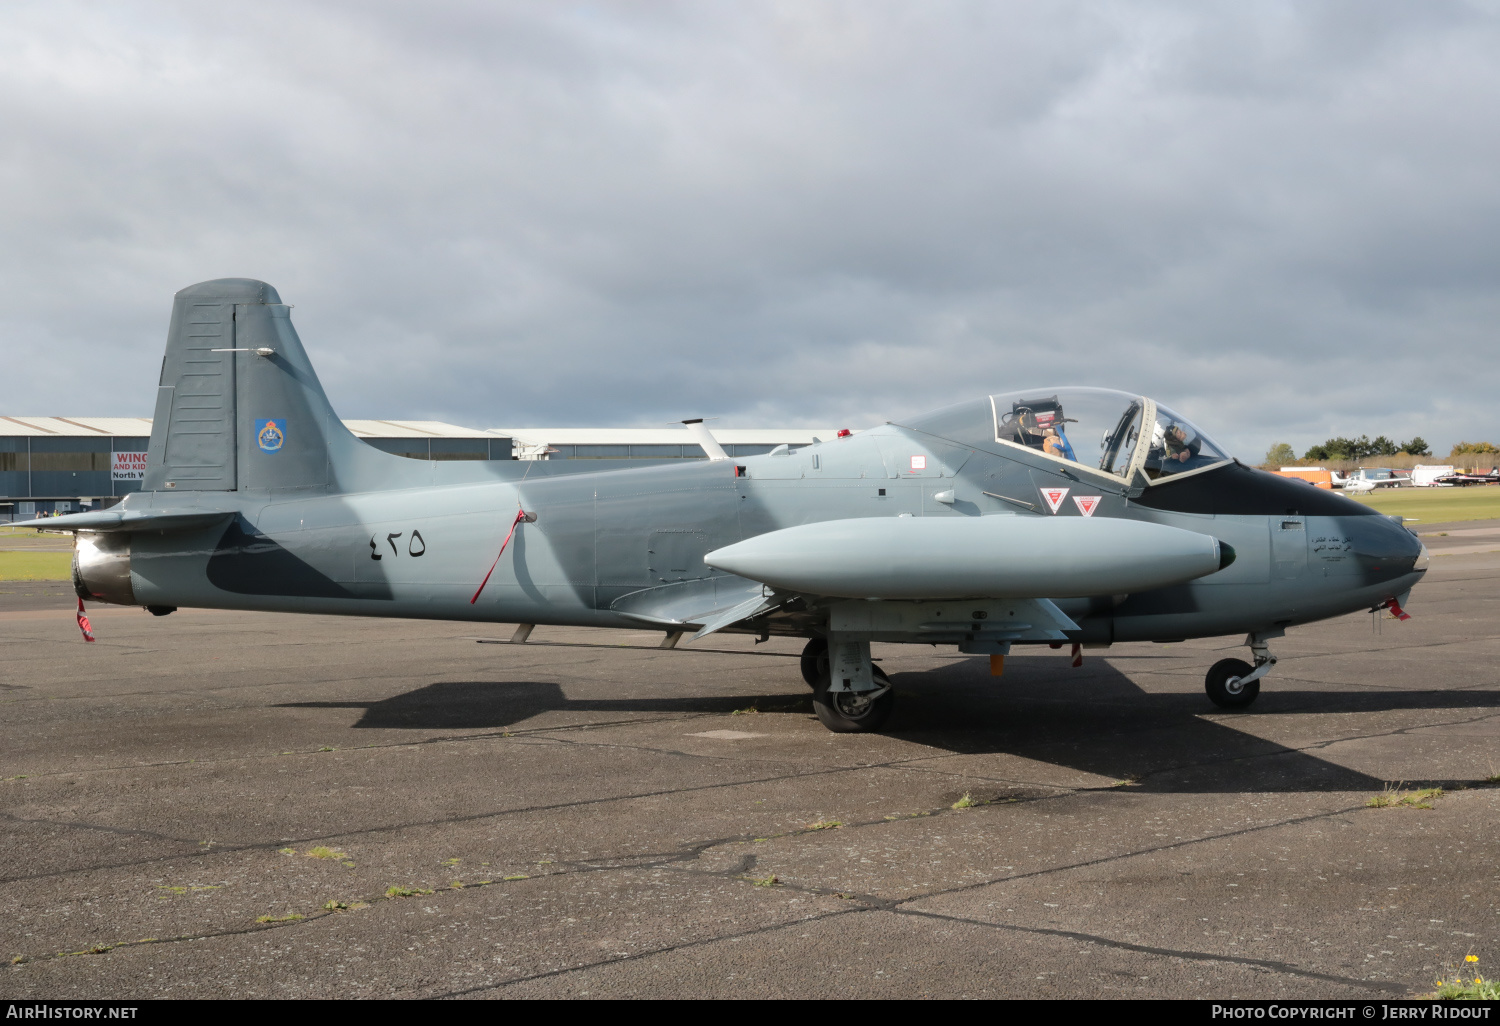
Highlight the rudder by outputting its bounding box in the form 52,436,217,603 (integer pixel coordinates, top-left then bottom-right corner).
144,278,369,496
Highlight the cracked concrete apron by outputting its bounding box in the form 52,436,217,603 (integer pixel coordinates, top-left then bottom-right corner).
0,555,1497,999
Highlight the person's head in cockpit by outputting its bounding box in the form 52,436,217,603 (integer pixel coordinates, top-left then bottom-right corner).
1164,423,1200,463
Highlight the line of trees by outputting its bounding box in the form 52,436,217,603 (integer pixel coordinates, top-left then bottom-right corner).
1299,435,1430,461
1263,436,1500,466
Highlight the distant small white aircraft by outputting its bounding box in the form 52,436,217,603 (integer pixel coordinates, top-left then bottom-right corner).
1332,468,1409,493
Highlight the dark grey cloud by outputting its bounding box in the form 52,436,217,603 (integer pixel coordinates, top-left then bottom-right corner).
2,0,1498,458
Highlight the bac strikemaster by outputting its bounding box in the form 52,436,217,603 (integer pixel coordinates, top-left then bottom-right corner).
28,279,1427,732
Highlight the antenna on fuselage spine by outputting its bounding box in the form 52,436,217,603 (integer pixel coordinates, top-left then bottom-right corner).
680,419,729,461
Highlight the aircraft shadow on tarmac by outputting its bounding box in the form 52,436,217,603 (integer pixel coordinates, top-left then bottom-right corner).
279,656,1500,795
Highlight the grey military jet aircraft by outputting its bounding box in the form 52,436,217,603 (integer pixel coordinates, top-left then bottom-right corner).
29,279,1427,733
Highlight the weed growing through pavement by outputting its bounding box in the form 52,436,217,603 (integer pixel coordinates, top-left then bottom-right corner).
1366,782,1444,809
254,914,303,924
304,846,344,860
1427,954,1500,1000
951,792,978,809
384,885,434,898
749,874,780,888
805,820,842,830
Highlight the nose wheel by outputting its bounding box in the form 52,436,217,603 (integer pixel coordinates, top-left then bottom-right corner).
1205,658,1259,708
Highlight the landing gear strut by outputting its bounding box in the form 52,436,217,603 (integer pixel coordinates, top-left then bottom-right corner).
1205,631,1279,709
802,635,894,732
813,665,893,733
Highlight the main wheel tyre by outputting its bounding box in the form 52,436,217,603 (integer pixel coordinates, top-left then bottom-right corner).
1205,658,1259,709
812,666,894,733
800,637,828,689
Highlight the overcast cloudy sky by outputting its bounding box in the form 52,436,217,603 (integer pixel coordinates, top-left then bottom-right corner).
3,1,1498,458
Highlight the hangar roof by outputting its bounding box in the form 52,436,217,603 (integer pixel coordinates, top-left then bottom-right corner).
0,418,845,444
491,427,840,446
0,417,499,439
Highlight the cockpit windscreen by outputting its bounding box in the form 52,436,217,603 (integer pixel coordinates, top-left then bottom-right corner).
1145,403,1230,479
992,388,1143,479
989,388,1231,483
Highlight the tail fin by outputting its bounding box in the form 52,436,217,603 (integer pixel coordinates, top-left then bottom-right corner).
143,278,403,496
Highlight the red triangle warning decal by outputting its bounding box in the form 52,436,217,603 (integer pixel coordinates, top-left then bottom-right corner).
1073,495,1101,517
1040,487,1069,514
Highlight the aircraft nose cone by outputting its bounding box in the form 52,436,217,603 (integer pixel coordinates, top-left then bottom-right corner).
1355,515,1424,576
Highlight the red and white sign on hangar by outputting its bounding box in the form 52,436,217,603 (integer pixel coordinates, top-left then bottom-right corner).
111,451,148,482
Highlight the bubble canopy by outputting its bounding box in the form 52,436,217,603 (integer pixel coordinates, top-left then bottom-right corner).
905,387,1231,485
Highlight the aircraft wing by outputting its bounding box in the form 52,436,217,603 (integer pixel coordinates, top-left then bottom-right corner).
10,509,233,533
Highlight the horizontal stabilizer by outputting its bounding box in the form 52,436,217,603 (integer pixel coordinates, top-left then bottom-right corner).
11,509,232,534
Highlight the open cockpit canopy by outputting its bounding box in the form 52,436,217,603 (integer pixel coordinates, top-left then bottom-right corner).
906,387,1230,485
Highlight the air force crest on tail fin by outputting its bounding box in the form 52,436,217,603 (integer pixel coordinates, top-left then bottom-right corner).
255,419,286,453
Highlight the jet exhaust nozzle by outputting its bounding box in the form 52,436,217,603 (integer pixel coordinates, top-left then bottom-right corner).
73,532,136,606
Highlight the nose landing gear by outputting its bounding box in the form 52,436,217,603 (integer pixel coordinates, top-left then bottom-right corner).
1205,631,1280,709
801,636,894,732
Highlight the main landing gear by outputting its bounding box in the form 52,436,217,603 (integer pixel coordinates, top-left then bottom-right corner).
1204,631,1279,709
800,637,894,733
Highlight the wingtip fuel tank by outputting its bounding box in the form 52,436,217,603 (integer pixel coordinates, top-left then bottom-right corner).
704,515,1226,600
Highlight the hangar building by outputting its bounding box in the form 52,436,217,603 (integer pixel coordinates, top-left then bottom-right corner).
0,418,511,519
0,417,837,520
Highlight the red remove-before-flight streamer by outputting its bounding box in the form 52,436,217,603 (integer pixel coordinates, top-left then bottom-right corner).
471,509,530,605
76,597,96,642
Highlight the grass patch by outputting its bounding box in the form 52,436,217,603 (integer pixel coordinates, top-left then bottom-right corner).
1433,978,1499,1000
1428,955,1499,1000
384,885,434,898
805,820,842,830
951,792,979,809
502,874,529,881
304,846,344,860
748,874,780,888
1366,783,1444,809
0,552,73,581
1349,486,1500,525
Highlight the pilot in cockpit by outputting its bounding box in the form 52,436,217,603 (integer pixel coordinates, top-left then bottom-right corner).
1162,422,1202,465
1004,397,1080,463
